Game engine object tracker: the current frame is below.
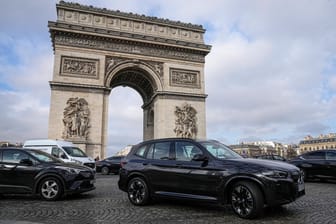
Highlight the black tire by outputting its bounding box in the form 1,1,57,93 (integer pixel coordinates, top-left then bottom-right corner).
39,177,63,201
230,181,264,219
101,166,110,175
127,177,150,206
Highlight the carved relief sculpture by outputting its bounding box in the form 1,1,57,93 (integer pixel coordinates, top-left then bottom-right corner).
174,103,197,138
61,56,99,78
170,68,200,88
105,56,164,78
62,97,91,140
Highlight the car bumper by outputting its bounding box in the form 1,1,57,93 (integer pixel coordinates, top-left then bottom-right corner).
262,177,305,206
64,170,96,195
66,178,96,194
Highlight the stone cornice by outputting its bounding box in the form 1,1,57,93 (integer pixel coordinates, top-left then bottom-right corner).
143,91,207,108
57,1,205,31
49,81,111,94
49,27,209,63
48,22,211,52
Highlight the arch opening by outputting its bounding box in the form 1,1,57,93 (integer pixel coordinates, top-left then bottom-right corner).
107,68,157,154
109,68,156,104
107,86,143,156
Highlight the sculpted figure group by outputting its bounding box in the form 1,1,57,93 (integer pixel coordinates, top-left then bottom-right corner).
62,97,90,140
174,103,197,138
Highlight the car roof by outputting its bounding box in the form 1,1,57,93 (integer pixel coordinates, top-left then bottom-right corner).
134,138,224,144
134,138,195,145
0,147,25,151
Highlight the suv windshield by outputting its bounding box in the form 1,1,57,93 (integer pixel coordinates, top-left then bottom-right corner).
28,150,62,163
63,147,87,157
199,140,242,159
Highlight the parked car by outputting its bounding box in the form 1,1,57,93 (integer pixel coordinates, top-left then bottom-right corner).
254,154,287,162
118,138,305,219
96,156,125,175
0,147,95,200
289,149,336,181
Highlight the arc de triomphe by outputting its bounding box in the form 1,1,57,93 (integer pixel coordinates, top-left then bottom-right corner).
48,1,211,158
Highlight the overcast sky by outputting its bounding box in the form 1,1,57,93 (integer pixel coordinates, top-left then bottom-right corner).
0,0,335,156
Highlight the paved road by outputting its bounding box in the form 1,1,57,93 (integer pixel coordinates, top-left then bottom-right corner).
0,174,335,224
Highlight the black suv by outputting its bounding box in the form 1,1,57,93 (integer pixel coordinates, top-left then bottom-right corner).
118,138,305,219
0,147,95,200
289,149,336,181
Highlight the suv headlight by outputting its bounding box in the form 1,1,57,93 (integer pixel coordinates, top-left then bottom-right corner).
261,170,288,179
57,166,82,174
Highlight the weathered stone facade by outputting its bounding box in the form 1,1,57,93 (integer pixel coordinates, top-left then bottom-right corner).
48,1,211,158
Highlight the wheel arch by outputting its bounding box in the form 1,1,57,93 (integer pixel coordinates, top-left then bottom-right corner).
222,175,266,205
34,173,66,194
127,172,152,192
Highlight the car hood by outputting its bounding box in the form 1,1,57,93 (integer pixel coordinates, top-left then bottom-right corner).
229,158,299,171
53,162,93,171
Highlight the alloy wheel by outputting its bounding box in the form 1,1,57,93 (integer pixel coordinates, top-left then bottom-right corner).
127,178,149,205
231,184,254,217
39,178,62,201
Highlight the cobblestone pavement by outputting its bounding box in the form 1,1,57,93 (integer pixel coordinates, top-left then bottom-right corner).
0,175,336,224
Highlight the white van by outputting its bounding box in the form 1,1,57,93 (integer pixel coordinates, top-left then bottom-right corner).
23,139,95,169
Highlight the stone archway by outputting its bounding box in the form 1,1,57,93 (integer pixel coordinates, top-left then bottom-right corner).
47,2,211,158
105,59,162,140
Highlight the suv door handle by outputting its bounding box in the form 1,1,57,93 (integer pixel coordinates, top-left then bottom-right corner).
3,164,16,170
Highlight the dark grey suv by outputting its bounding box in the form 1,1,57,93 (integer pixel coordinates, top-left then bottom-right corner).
118,138,305,219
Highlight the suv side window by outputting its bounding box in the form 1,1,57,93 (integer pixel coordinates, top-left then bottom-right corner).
146,144,154,159
151,142,171,160
2,150,29,163
326,151,336,160
135,145,147,158
175,141,203,161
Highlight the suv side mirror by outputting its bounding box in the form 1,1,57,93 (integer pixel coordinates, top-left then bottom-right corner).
192,154,208,161
20,159,33,166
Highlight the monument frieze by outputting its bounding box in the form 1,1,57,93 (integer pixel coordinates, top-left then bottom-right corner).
53,33,205,63
170,68,200,88
60,56,99,79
